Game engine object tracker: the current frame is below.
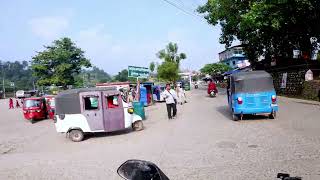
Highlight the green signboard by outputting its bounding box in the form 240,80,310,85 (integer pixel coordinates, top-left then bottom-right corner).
128,66,149,78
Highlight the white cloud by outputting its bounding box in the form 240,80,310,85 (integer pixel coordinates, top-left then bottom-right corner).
28,16,69,40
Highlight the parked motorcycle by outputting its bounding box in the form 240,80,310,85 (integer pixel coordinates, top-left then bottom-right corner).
117,159,302,180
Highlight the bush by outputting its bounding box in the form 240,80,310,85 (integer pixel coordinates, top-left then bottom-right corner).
301,80,320,101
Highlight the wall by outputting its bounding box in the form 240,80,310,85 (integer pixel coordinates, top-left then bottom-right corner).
301,80,320,101
269,70,307,96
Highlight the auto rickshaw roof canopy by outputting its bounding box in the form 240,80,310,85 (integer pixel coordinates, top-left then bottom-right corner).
55,87,118,115
230,71,275,93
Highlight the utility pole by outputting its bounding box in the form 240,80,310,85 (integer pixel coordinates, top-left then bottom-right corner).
1,63,5,99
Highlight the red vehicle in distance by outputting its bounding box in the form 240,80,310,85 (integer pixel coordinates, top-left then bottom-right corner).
23,97,47,123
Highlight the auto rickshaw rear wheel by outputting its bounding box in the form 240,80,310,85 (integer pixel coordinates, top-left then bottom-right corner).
232,114,239,121
269,111,276,119
133,121,143,131
69,129,84,142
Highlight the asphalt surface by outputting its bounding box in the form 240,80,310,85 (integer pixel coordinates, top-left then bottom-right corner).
0,89,319,180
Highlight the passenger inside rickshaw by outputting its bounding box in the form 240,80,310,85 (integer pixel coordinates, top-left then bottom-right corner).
83,97,98,110
107,96,119,108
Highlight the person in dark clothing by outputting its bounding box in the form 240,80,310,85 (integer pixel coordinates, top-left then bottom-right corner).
9,98,14,109
163,84,178,119
16,99,21,108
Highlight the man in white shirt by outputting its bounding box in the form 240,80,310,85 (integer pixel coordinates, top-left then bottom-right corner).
163,84,178,119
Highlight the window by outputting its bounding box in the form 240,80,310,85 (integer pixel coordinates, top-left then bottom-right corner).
84,96,99,110
226,63,230,66
24,100,41,108
233,61,236,65
106,95,120,109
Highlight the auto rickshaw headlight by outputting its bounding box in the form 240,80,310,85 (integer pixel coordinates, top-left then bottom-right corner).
127,108,134,114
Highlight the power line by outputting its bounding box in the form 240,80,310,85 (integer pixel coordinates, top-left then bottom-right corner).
160,0,204,20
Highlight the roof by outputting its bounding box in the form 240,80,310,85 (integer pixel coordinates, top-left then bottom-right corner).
24,97,44,100
218,45,244,55
231,70,272,81
96,82,130,87
57,87,117,97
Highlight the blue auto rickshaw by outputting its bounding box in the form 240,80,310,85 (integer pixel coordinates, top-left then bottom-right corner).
227,71,278,121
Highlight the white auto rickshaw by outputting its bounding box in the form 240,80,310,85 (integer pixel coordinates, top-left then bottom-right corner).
54,87,143,142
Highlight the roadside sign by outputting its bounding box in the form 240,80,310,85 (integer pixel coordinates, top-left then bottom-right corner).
128,66,149,78
10,82,14,87
281,73,287,89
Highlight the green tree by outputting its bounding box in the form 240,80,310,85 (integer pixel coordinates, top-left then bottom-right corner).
200,63,231,76
149,62,155,73
114,69,129,82
74,66,112,87
198,0,320,62
156,42,186,82
157,61,179,82
0,60,34,91
157,42,186,66
31,37,91,88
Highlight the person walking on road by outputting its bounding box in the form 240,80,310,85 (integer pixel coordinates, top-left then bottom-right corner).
163,83,178,119
9,98,14,109
176,84,187,105
16,99,21,108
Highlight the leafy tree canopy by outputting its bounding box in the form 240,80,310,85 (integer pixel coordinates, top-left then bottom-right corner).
74,66,112,88
113,69,129,82
157,61,179,82
157,42,186,66
200,63,231,76
198,0,320,61
156,42,186,82
149,62,155,73
0,60,34,91
31,37,91,88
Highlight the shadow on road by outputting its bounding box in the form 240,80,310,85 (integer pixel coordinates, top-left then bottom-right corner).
84,128,133,140
216,106,270,121
216,105,232,120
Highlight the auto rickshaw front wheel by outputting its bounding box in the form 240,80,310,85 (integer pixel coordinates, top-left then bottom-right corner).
69,129,84,142
132,121,143,131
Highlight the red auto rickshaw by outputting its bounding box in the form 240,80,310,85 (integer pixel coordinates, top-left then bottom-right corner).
44,95,55,119
23,97,46,123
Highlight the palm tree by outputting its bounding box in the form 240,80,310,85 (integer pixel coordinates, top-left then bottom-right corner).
157,42,186,67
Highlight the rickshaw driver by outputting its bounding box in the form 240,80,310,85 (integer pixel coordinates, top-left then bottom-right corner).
207,79,218,95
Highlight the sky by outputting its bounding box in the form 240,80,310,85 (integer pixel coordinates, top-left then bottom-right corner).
0,0,225,74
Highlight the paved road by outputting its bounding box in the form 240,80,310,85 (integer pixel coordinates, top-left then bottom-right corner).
0,90,319,180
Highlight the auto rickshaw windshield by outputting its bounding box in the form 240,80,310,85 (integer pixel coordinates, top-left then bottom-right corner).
24,99,41,108
48,99,55,107
234,77,274,93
